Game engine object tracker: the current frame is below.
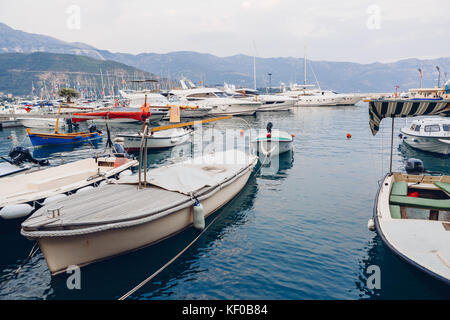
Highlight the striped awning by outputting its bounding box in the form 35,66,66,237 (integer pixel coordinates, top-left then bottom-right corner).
369,100,450,135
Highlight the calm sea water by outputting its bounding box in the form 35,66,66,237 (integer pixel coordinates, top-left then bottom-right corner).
0,104,449,300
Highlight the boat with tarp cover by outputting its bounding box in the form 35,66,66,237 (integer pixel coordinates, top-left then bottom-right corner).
369,98,450,284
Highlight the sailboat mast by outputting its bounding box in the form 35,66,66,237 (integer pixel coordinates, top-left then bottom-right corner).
304,46,307,87
253,55,256,90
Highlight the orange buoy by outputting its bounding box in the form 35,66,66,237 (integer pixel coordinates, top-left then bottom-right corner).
7,136,12,139
346,133,352,139
240,129,244,136
291,133,295,138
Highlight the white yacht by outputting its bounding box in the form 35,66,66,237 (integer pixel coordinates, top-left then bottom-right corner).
280,84,363,106
168,80,261,116
119,89,211,118
400,117,450,155
224,85,295,111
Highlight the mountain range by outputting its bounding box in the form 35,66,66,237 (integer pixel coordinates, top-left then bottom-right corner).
1,22,449,94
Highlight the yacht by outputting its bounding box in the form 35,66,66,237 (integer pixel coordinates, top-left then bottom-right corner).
168,88,260,116
224,85,295,111
119,89,211,118
400,117,450,155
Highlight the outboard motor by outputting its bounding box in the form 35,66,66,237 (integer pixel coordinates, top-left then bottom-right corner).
8,146,49,166
405,158,425,174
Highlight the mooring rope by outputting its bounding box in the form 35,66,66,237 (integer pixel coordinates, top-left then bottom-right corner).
118,211,223,300
118,153,265,300
0,242,39,290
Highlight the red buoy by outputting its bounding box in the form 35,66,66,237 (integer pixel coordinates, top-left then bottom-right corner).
266,133,271,138
346,133,352,139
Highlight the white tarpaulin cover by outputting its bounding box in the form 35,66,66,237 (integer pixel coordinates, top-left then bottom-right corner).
120,150,256,194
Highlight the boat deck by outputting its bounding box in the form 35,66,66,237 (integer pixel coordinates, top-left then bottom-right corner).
22,184,191,230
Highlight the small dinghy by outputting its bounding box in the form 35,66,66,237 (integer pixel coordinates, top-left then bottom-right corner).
368,98,450,284
115,127,192,151
0,155,137,220
0,146,49,178
21,149,257,275
252,122,294,157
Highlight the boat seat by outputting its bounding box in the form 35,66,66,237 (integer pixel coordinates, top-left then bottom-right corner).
390,195,450,210
389,205,402,219
434,182,450,196
391,182,408,196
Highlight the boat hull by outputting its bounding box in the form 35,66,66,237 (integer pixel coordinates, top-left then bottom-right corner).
401,131,450,155
117,130,191,151
374,173,450,285
34,167,254,275
28,131,101,147
18,118,65,129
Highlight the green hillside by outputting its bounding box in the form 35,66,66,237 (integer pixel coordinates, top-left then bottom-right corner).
0,52,165,96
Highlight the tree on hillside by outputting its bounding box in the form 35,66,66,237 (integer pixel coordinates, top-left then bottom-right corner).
58,87,80,103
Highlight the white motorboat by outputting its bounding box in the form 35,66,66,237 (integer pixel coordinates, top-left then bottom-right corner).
252,123,294,157
400,117,450,155
0,155,137,220
369,98,450,285
17,117,66,129
225,86,295,111
120,89,212,118
21,149,258,275
115,127,192,151
169,81,261,116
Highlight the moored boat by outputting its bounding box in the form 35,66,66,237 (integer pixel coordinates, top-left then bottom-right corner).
0,155,137,220
27,127,102,147
400,117,450,155
369,98,450,284
21,149,258,275
252,123,294,157
115,127,192,151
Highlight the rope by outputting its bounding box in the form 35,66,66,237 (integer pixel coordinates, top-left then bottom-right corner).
0,242,39,290
118,209,223,300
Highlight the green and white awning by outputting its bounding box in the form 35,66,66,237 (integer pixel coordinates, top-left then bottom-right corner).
369,100,450,135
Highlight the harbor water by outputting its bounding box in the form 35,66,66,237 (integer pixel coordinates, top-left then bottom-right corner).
0,104,449,299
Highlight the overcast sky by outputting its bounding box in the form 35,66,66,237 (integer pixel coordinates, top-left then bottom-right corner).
0,0,448,63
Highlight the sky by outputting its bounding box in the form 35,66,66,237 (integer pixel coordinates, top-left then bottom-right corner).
0,0,449,63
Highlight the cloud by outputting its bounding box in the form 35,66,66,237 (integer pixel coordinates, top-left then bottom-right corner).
0,0,448,63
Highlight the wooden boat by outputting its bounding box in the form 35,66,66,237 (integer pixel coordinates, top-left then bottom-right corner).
27,128,101,147
0,156,137,220
252,123,294,157
368,98,450,284
21,149,257,275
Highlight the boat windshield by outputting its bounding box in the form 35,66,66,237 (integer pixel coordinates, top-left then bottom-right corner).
424,125,440,132
214,92,229,98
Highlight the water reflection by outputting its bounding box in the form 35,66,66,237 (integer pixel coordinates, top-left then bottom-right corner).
398,143,450,175
0,170,258,300
259,150,294,178
357,235,450,299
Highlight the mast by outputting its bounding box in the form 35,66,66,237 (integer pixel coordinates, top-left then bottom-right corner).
304,46,307,87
